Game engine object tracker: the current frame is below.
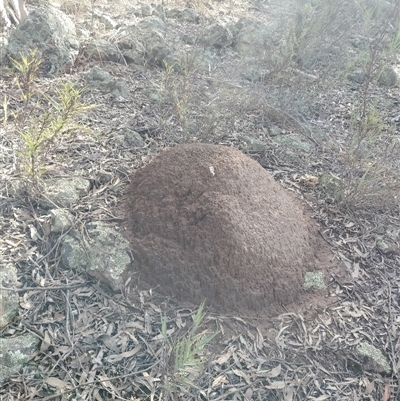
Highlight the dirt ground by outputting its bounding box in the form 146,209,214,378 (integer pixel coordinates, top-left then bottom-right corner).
1,0,400,400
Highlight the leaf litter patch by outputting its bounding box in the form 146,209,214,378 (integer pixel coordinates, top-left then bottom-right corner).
0,0,400,399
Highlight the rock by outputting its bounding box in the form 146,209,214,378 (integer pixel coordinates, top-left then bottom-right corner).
241,136,267,152
273,133,313,153
92,10,117,29
201,23,234,48
133,3,163,18
181,34,195,45
268,125,281,137
0,264,19,328
137,15,166,32
121,143,331,316
60,222,132,291
5,6,79,75
84,39,121,63
50,209,74,233
0,244,34,387
376,238,398,255
120,130,146,148
303,272,326,291
348,70,365,84
377,66,398,87
118,16,169,66
243,68,270,82
356,342,391,374
166,8,200,24
84,66,112,83
39,177,91,209
84,67,129,98
0,333,40,383
233,18,272,57
350,35,371,50
140,4,154,17
107,81,130,98
319,172,342,201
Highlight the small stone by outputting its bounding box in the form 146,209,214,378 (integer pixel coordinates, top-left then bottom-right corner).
241,136,267,152
377,66,398,87
348,70,365,84
303,272,326,291
50,209,74,233
122,130,145,148
356,342,391,374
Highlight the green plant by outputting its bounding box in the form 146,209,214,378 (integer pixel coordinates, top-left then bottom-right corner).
10,50,95,183
327,107,400,211
157,58,198,131
11,48,42,107
350,1,400,115
160,302,217,398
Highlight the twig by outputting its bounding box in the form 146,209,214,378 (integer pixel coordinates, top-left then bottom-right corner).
0,283,84,292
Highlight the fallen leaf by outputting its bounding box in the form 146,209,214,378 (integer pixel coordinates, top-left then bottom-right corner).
383,383,390,401
211,375,228,387
267,364,282,378
45,377,73,389
265,381,286,389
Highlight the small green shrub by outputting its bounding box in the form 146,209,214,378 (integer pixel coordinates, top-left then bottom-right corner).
160,302,217,399
10,50,95,184
324,108,400,211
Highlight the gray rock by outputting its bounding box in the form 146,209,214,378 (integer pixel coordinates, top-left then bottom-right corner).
348,70,365,84
84,39,121,63
303,272,326,291
233,18,272,57
0,264,39,383
137,16,166,33
0,334,40,383
180,9,200,24
106,80,130,98
92,10,117,29
202,23,234,48
181,34,195,45
241,136,267,152
319,172,342,200
140,4,155,17
60,222,132,291
133,3,163,18
356,342,391,374
243,68,270,82
167,8,200,24
50,209,74,233
84,66,112,84
39,177,91,209
122,48,146,65
6,6,79,76
268,125,281,137
350,35,371,50
376,238,390,253
0,264,19,328
121,130,145,148
378,66,398,87
118,17,169,66
273,133,313,153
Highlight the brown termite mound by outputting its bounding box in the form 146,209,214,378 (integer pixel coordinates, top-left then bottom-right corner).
122,143,331,317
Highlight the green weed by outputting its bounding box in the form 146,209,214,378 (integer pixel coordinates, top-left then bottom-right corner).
10,50,95,184
160,302,218,399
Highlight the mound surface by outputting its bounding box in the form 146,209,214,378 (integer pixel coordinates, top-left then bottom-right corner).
122,143,326,315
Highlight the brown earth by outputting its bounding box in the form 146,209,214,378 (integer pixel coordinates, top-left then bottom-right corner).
121,143,336,317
